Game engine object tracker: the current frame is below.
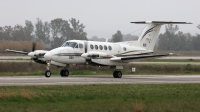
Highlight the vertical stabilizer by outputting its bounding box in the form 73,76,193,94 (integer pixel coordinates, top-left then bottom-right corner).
131,21,192,51
137,23,161,51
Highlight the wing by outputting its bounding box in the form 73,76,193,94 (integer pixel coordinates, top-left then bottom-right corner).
110,54,169,62
5,49,29,55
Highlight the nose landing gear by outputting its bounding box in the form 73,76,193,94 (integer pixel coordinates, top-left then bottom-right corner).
45,70,51,77
45,61,51,77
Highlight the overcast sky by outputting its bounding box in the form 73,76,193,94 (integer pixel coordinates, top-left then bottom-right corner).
0,0,199,39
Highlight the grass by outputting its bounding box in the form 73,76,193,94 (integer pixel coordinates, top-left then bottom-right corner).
1,62,200,76
155,50,200,56
143,58,200,62
0,84,200,111
0,71,113,76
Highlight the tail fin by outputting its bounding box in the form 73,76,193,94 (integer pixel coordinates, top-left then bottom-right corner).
131,21,192,51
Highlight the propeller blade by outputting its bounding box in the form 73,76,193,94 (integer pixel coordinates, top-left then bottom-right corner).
32,42,36,51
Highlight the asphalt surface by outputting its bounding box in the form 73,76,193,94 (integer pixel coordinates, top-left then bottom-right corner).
0,56,200,86
0,75,200,86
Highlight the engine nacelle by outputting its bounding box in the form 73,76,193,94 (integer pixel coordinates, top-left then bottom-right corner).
33,58,46,64
28,50,48,58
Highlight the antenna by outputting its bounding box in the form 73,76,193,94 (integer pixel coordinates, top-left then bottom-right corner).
105,38,108,42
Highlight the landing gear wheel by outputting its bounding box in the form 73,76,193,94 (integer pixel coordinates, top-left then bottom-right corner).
60,70,69,77
113,71,117,78
117,71,122,78
60,70,64,76
113,71,122,78
45,70,51,78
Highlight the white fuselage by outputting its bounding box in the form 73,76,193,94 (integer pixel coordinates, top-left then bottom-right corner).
44,40,150,67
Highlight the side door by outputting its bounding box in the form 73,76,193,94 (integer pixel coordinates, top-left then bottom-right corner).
113,44,121,55
73,42,85,63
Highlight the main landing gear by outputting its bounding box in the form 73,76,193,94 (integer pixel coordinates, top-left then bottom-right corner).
60,69,69,77
112,66,123,78
113,70,122,78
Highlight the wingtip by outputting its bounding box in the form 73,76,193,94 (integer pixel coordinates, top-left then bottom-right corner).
187,22,192,24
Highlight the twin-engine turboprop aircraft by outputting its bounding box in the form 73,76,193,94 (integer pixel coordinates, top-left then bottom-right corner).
5,21,192,78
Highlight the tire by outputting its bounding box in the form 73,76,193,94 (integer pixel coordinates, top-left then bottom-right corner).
113,71,122,78
116,71,122,78
60,70,64,76
63,70,69,77
113,71,117,78
45,70,51,78
61,70,69,77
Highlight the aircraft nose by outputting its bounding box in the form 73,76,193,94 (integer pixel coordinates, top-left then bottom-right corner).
44,52,52,60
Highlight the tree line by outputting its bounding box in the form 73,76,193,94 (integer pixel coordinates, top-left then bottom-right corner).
0,18,87,48
0,17,200,51
110,24,200,51
158,24,200,51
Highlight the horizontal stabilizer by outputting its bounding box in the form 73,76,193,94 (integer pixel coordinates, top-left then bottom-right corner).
131,21,192,24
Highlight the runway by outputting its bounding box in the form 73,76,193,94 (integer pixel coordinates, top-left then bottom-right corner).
0,75,200,86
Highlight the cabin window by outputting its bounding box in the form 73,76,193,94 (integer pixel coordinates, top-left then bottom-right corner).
95,45,98,50
90,44,94,49
79,44,83,48
99,45,103,50
123,47,127,51
104,45,107,50
108,46,112,50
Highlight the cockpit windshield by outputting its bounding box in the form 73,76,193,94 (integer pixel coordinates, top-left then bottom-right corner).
61,41,77,48
68,42,77,48
61,42,69,47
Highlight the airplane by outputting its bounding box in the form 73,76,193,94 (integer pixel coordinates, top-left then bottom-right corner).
5,21,192,78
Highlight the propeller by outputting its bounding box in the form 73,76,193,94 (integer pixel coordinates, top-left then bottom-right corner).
30,42,37,63
32,42,36,52
29,42,46,58
28,42,47,64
